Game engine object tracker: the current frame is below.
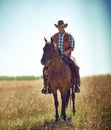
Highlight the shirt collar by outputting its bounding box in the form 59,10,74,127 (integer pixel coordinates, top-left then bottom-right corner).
59,31,65,36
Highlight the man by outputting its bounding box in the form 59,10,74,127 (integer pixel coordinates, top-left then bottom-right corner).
41,20,80,94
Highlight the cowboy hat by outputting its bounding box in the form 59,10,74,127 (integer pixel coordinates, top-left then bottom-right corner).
54,20,68,28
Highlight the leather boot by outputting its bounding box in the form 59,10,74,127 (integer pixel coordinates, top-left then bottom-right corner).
41,74,52,94
74,84,80,93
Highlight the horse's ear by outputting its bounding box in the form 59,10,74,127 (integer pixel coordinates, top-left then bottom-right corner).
44,37,51,44
44,37,47,43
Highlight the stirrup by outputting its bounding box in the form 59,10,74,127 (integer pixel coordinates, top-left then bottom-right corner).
73,84,80,93
46,86,49,94
41,86,52,94
41,87,48,94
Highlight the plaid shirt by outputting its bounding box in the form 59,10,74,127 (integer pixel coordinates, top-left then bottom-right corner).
55,32,75,54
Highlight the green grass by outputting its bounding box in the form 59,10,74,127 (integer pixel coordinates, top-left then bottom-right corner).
0,76,42,80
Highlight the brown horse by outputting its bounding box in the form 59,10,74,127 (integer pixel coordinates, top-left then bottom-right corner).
41,38,75,121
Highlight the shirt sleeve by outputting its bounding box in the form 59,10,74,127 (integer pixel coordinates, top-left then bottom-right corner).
69,34,75,49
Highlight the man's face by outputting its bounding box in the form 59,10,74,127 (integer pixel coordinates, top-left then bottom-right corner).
57,26,65,33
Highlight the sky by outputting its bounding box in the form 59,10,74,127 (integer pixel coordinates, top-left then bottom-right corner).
0,0,111,77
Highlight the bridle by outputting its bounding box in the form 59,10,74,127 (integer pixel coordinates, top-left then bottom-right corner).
44,44,62,66
44,53,62,66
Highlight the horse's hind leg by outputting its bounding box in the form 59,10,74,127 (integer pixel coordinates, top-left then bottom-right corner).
65,89,70,108
53,91,59,122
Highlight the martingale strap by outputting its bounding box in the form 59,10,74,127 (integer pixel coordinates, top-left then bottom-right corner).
45,56,62,66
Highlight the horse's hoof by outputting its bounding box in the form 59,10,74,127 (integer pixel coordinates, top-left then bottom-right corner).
55,119,59,123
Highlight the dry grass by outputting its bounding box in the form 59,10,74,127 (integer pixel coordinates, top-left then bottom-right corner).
0,75,111,130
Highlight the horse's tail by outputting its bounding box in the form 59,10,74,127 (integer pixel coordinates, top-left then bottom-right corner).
65,89,70,108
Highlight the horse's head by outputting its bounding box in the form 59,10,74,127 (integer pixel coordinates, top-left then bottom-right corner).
41,37,59,65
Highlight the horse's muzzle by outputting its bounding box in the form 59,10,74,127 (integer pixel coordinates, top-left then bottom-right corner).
41,58,45,65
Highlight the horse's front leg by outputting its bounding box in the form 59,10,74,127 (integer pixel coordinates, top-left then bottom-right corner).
61,92,66,121
53,90,59,122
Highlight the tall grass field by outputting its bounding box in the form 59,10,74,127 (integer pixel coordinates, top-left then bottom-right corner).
0,75,111,130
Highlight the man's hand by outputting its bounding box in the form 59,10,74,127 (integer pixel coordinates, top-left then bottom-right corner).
63,48,74,56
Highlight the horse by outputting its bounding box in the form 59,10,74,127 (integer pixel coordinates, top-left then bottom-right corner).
41,38,75,121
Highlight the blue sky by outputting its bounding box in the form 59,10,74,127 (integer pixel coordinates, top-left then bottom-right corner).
0,0,111,77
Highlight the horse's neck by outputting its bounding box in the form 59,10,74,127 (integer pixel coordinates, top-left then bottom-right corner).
52,59,62,66
49,48,67,72
52,49,61,66
52,48,60,59
51,58,65,72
